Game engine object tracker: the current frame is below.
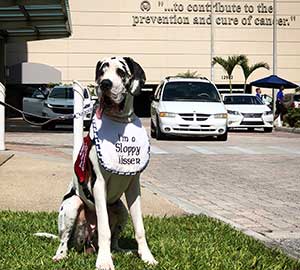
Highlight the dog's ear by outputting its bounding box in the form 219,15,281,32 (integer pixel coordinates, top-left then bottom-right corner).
124,57,146,96
95,60,103,83
95,60,103,97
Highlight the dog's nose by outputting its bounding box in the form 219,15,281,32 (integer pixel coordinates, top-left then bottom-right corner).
100,79,113,91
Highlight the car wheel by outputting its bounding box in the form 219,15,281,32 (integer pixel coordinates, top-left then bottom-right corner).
264,127,273,133
156,117,165,140
216,130,228,141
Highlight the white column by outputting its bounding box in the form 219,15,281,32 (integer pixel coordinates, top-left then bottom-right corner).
73,80,84,163
0,82,5,151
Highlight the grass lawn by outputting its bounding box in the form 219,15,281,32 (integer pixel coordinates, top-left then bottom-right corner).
0,211,299,270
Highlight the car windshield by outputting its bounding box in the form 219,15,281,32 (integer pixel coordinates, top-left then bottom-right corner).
223,95,263,105
162,82,221,102
294,95,300,102
49,87,74,99
49,87,89,99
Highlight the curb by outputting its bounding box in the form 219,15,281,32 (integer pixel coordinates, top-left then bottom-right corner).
275,127,300,134
0,152,14,166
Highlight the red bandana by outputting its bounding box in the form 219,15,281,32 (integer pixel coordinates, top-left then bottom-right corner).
74,134,92,184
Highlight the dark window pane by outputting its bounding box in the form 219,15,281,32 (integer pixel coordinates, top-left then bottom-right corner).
162,82,220,102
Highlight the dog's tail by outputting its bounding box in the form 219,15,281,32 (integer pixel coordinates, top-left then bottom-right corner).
33,232,58,239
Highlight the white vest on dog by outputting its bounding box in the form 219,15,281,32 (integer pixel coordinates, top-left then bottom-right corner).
91,114,150,175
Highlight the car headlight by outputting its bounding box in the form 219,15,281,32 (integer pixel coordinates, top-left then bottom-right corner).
159,112,176,118
45,102,53,108
263,111,273,115
227,110,240,116
214,113,228,119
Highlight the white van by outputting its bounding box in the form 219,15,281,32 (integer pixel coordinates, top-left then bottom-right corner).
150,76,228,140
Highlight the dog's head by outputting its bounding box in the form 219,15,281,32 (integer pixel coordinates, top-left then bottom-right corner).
95,57,146,110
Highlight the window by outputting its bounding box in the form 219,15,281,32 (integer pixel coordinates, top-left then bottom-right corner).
162,82,221,102
223,95,263,105
294,95,300,102
154,84,163,100
49,87,89,99
83,89,89,99
32,89,44,98
49,87,73,99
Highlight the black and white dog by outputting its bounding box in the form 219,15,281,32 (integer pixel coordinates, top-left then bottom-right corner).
53,57,157,270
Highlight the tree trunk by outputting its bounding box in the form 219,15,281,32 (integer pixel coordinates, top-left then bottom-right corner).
229,77,232,94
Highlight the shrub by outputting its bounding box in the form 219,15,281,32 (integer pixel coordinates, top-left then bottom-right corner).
285,108,300,128
176,70,200,78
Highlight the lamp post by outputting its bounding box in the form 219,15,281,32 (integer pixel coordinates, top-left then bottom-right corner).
273,0,277,76
0,82,5,151
0,38,5,151
210,0,215,82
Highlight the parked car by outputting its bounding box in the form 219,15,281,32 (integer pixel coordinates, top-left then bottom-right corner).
22,88,47,121
223,94,273,132
23,85,93,129
283,93,300,109
150,76,228,140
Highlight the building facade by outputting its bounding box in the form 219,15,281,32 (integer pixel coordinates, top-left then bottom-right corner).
5,0,300,91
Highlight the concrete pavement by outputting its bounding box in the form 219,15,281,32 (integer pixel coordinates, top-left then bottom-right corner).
143,152,300,259
140,130,300,259
0,144,185,216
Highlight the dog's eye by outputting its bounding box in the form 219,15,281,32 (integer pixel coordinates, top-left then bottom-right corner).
98,70,104,77
117,68,126,78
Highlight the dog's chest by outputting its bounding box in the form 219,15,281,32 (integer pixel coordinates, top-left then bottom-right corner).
103,170,136,204
91,115,150,176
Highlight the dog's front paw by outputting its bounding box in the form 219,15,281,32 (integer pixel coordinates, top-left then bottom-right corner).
96,253,115,270
139,249,158,265
52,252,67,262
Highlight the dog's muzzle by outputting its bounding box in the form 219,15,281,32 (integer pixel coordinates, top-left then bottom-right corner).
99,79,113,92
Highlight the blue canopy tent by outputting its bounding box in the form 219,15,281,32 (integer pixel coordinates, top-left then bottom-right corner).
250,75,298,89
250,75,299,121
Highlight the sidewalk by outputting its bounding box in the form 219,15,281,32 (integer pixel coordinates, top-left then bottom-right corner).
0,146,185,216
275,126,300,134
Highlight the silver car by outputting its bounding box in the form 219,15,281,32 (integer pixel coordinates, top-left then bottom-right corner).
23,86,93,129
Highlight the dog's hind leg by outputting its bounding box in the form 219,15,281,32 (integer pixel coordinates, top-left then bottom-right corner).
53,192,84,262
108,199,128,251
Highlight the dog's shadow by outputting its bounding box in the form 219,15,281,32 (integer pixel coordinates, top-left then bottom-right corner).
117,237,138,252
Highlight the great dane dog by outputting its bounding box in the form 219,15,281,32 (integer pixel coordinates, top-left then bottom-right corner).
53,57,157,270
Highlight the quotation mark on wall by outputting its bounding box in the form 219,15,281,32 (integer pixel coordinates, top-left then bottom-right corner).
158,1,164,7
140,1,151,12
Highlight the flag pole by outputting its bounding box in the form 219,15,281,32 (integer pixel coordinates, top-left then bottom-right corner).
272,0,277,119
210,0,214,82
